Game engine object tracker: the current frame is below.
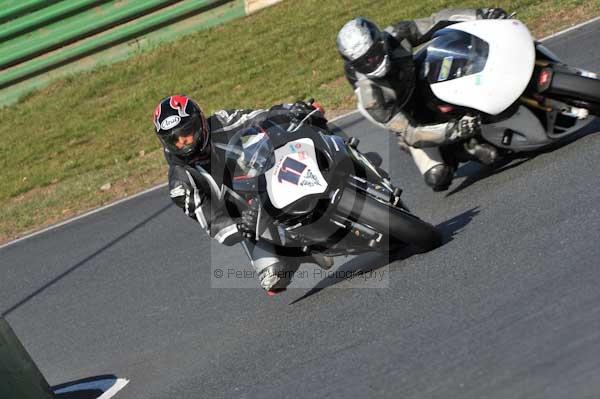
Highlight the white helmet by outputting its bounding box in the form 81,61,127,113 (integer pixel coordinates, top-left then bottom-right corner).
336,17,390,78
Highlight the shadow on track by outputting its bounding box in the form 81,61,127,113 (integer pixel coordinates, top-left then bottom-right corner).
446,158,532,197
446,119,600,197
1,203,173,317
327,114,364,138
290,207,480,304
446,119,600,198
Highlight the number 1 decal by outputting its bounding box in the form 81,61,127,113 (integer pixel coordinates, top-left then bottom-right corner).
278,157,307,185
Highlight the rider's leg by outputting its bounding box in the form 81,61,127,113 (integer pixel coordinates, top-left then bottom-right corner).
409,146,454,191
243,241,300,292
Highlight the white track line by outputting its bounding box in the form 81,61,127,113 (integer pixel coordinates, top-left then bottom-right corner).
97,378,129,399
0,184,167,250
541,15,600,42
2,16,599,250
53,378,129,398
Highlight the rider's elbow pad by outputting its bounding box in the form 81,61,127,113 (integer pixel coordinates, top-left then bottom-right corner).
357,80,394,123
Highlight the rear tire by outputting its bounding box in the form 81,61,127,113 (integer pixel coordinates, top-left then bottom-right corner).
546,70,600,116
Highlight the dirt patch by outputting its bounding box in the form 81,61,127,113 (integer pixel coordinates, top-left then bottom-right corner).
246,0,283,14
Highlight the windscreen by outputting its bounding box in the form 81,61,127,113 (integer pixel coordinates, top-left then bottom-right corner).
420,29,489,84
224,125,276,180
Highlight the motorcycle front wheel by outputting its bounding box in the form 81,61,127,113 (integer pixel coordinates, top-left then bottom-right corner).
336,187,443,253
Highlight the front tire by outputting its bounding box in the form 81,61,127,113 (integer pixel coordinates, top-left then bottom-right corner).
336,187,443,252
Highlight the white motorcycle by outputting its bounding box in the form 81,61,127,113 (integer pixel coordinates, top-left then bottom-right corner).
415,19,600,158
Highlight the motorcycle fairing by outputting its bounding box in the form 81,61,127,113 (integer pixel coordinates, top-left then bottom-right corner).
265,138,328,209
428,20,536,115
481,105,595,151
481,105,547,150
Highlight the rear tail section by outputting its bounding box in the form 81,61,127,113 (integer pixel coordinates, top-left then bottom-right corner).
535,64,600,116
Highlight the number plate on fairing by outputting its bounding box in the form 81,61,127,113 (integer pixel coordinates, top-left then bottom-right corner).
265,138,328,209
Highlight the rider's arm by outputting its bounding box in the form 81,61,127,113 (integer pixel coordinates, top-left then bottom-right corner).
212,104,327,132
210,108,270,134
266,102,328,129
385,112,478,148
168,165,243,246
387,8,492,47
355,91,452,148
354,79,477,148
343,61,360,90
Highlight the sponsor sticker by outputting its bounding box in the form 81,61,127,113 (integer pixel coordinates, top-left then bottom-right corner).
161,115,181,130
266,138,328,209
299,169,322,187
277,157,307,185
438,56,453,82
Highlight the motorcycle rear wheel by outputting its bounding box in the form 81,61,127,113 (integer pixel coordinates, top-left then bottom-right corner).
546,70,600,116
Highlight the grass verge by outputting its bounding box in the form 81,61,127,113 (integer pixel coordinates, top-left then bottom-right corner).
1,0,599,243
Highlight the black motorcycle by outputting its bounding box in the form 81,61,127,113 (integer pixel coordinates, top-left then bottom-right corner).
210,119,442,260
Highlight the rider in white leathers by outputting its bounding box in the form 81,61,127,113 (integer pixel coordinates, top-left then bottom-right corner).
337,8,507,190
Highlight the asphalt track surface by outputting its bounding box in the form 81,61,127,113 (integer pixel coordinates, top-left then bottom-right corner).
2,19,600,399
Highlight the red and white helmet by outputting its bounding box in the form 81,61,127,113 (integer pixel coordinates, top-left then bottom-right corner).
153,95,209,157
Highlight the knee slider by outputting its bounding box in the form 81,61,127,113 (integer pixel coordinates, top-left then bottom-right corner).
424,164,453,191
258,262,299,291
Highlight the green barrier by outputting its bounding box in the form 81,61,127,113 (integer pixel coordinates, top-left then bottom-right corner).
0,0,233,89
0,317,55,399
0,0,180,69
0,0,111,42
0,0,61,25
0,0,245,105
0,0,282,103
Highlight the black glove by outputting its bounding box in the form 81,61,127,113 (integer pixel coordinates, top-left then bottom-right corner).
237,206,259,240
446,115,481,142
480,8,509,19
289,99,327,128
290,100,316,120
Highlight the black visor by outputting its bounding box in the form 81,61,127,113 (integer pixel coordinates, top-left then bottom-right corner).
350,40,386,74
160,115,204,156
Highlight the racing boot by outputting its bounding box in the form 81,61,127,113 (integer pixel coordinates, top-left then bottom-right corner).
424,164,454,191
307,253,335,270
465,139,499,166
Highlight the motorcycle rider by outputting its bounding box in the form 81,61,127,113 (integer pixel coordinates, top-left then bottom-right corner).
336,8,509,191
152,95,331,295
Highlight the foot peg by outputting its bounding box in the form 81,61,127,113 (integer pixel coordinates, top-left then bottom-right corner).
363,151,382,168
347,137,360,149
